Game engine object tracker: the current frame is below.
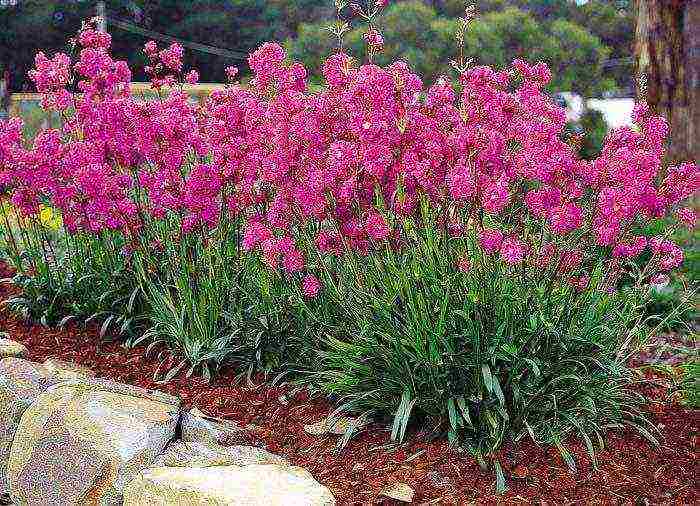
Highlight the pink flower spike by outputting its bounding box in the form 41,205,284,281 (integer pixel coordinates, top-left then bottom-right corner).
676,207,697,229
225,66,239,82
365,212,390,241
363,29,384,49
500,237,527,265
184,70,199,84
478,229,503,254
144,41,158,56
283,250,305,274
302,274,321,298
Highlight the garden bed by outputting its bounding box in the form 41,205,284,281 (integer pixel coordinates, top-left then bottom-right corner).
1,264,697,505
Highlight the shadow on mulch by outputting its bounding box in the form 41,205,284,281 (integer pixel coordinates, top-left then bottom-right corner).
0,266,697,505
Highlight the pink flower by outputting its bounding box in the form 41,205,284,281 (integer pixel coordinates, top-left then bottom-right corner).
537,243,557,268
568,275,590,292
316,230,344,256
261,238,281,269
478,229,503,254
525,187,561,218
283,249,305,274
650,237,683,271
365,212,390,241
185,70,199,84
248,42,286,88
676,207,697,229
661,162,699,205
78,28,111,49
649,272,670,288
159,43,184,72
548,202,583,235
144,41,158,57
481,182,509,214
322,53,354,87
612,236,647,258
5,33,695,297
225,66,239,81
559,250,583,273
363,29,384,49
302,274,321,298
242,221,273,251
500,237,527,264
447,163,476,200
28,52,71,110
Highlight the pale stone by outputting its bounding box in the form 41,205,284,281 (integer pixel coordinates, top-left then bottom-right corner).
379,482,415,503
0,340,26,359
42,358,95,381
180,407,253,446
152,440,287,468
123,464,336,506
0,359,56,495
6,378,181,505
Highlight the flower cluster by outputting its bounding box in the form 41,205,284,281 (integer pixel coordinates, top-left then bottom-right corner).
0,25,698,299
28,52,72,110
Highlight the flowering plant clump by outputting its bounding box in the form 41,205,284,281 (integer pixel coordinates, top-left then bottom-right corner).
0,12,698,478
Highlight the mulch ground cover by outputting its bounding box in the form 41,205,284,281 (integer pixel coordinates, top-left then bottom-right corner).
0,264,697,505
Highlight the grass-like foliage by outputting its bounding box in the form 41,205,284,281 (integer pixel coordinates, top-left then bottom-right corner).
298,201,662,469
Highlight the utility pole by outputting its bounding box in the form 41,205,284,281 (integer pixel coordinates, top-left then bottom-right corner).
96,1,107,32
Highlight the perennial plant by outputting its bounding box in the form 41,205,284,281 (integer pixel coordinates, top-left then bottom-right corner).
0,8,697,479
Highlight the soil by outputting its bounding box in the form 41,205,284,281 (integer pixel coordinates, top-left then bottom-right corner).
0,264,697,505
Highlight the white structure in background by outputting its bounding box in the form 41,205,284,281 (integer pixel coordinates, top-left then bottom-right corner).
556,92,635,130
588,98,636,129
557,92,585,123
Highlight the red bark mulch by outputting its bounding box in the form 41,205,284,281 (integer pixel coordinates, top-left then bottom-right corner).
0,267,697,505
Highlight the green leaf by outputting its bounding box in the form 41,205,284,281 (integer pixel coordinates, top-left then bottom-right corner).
58,315,77,329
99,315,115,339
447,397,459,431
456,396,473,428
127,286,141,314
158,360,187,384
391,390,417,442
481,363,493,393
491,375,506,406
493,460,508,494
553,435,577,473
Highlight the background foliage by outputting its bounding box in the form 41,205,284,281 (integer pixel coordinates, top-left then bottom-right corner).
2,0,633,94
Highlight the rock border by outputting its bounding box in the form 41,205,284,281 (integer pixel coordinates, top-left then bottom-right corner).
0,357,335,506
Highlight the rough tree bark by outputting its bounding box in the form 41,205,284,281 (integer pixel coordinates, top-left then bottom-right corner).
635,0,698,163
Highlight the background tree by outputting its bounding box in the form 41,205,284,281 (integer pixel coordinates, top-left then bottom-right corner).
288,2,613,95
288,1,460,84
569,0,636,93
1,0,632,98
635,0,698,162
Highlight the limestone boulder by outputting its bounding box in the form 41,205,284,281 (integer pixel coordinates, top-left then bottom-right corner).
6,378,181,506
0,340,26,360
152,440,287,468
0,359,56,495
42,358,95,382
123,464,335,506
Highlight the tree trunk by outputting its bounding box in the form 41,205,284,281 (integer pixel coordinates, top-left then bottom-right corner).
686,2,699,162
635,0,698,163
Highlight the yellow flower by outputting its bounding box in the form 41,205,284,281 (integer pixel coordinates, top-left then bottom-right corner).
39,205,62,231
